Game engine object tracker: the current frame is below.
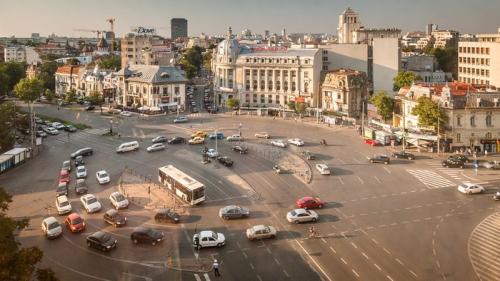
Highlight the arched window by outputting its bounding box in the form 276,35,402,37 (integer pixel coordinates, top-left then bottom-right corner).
486,114,492,126
304,82,309,93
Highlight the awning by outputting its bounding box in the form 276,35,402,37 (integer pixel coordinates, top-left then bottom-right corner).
138,106,150,111
150,106,161,111
158,102,178,107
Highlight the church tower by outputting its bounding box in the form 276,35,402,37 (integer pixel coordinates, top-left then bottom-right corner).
337,7,361,44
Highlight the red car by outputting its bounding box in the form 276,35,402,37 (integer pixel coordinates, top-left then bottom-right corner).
296,197,325,209
59,169,70,184
364,139,381,146
65,213,86,233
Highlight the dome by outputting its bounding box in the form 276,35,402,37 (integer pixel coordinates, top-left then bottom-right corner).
97,37,108,48
217,38,240,57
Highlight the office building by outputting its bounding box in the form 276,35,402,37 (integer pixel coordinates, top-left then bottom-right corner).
171,18,188,40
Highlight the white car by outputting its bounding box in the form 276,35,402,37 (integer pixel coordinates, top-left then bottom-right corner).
174,116,188,123
227,134,242,142
147,143,166,152
51,122,66,130
42,216,62,239
46,127,59,135
80,194,102,213
483,161,500,169
109,191,129,209
76,165,87,178
120,111,132,117
255,132,270,139
286,208,319,223
457,183,485,195
96,170,110,184
206,148,219,158
55,195,72,215
288,138,305,146
315,164,331,175
246,225,277,240
193,230,226,249
271,139,287,148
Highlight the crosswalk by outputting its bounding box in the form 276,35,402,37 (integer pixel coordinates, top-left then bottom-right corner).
468,212,500,281
193,273,211,281
426,162,465,180
406,169,455,189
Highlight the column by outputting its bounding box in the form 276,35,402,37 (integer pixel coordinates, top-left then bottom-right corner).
257,69,261,92
287,70,292,94
250,68,254,92
280,70,284,93
272,69,276,92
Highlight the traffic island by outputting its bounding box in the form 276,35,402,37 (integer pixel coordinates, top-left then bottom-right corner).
165,257,213,273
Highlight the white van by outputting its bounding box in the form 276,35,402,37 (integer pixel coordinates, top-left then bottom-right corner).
116,141,139,153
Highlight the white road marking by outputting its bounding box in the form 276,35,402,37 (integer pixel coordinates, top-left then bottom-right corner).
283,270,290,277
374,263,382,271
295,240,334,281
357,176,364,184
387,275,395,281
257,274,263,281
395,258,404,265
203,273,210,280
351,242,358,249
194,274,202,281
383,248,391,254
340,258,348,264
352,269,360,278
374,176,382,183
338,176,345,185
249,263,255,270
410,270,418,277
362,252,369,259
383,167,391,174
330,246,337,254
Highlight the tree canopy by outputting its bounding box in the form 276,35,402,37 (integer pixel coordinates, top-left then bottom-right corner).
411,96,448,131
369,91,394,122
0,102,16,153
393,71,421,91
226,98,239,109
425,47,458,78
203,52,212,71
39,61,60,91
14,78,44,103
0,61,27,94
98,55,121,70
179,46,204,79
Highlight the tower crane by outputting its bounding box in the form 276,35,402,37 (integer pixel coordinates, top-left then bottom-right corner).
73,29,107,40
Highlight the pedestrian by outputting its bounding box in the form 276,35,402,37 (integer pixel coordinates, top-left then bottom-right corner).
485,150,488,157
213,259,220,277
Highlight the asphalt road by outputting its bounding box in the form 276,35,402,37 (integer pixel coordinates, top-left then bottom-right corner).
2,101,499,281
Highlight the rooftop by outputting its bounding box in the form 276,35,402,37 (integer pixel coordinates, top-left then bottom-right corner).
118,65,187,84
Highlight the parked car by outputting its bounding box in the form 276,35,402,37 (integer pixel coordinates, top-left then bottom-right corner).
206,149,219,158
65,213,85,233
96,170,110,184
86,231,117,252
189,136,205,145
154,208,180,223
75,155,84,166
270,139,287,148
255,132,270,139
392,151,415,160
147,143,166,152
55,195,72,215
152,136,168,143
61,160,72,172
103,209,127,227
109,192,129,209
173,116,188,123
76,165,87,178
42,217,62,239
226,134,242,142
302,151,315,160
483,161,500,169
36,130,47,138
449,155,470,163
84,105,95,111
80,194,102,213
56,182,68,197
64,125,77,132
130,227,164,246
192,230,226,249
217,156,233,167
364,139,381,146
315,164,331,175
246,225,277,240
208,132,225,140
191,131,207,139
51,122,66,130
458,183,485,194
286,208,319,223
59,169,70,184
288,138,305,146
120,111,132,117
46,127,59,135
168,136,186,144
441,158,465,168
71,147,93,159
74,179,88,195
369,155,390,164
232,145,248,154
219,205,250,220
296,197,325,209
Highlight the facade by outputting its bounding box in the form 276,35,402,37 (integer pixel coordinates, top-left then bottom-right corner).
121,33,174,67
4,46,41,64
75,65,115,100
171,18,188,40
372,38,401,94
26,63,40,80
401,54,451,83
402,31,426,49
54,65,84,96
320,69,367,118
35,43,67,56
458,29,500,88
431,30,459,49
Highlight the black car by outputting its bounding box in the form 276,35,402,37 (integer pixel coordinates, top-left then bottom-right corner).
448,155,470,163
85,105,95,111
154,208,180,223
130,227,164,245
75,179,88,195
86,231,117,252
441,158,465,168
232,145,248,154
301,151,315,160
103,209,127,227
56,182,68,196
64,125,77,132
152,136,168,144
217,156,234,167
70,147,93,159
168,136,187,144
369,155,390,164
392,151,415,160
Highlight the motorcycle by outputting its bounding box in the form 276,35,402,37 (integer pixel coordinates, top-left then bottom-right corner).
493,191,500,201
273,165,282,174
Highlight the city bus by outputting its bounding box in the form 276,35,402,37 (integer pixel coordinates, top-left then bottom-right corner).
158,165,205,205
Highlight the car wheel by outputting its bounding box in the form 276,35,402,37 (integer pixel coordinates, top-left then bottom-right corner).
133,239,138,244
87,241,91,247
223,216,229,220
318,204,323,208
217,243,223,247
294,220,300,224
370,160,374,163
270,235,276,239
152,241,157,246
311,218,317,222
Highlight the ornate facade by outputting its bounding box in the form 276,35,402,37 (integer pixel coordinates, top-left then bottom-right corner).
320,69,367,118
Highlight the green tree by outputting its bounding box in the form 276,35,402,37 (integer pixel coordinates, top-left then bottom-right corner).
44,89,54,102
393,71,421,91
369,91,394,122
411,97,448,132
98,55,121,70
39,61,60,91
66,58,80,66
14,78,44,103
88,90,102,105
0,102,16,152
0,66,9,96
3,61,27,91
0,187,59,281
203,52,212,71
295,102,306,114
179,46,204,79
226,98,239,109
64,89,77,102
287,101,295,110
428,47,458,79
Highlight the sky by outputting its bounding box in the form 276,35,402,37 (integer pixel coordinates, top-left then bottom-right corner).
0,0,499,38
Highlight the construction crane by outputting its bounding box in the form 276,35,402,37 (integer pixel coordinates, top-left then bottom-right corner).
74,29,107,40
106,18,116,51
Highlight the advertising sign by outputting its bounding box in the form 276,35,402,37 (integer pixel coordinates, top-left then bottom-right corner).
132,26,156,35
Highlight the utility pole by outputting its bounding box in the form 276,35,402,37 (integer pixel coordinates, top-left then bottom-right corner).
361,101,365,137
437,103,440,155
402,102,406,151
215,129,218,153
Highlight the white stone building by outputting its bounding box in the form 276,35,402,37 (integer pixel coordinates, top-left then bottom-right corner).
4,46,41,64
121,33,175,67
54,65,84,96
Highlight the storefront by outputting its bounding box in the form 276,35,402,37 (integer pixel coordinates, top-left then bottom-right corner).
481,139,499,153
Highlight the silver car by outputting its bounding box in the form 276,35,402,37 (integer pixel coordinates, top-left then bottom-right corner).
246,225,277,240
147,143,166,152
286,208,319,223
219,205,250,220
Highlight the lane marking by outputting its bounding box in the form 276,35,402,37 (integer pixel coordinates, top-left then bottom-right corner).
357,176,364,184
283,270,290,278
340,258,348,265
387,275,395,281
374,176,382,183
352,269,360,278
203,273,210,280
351,242,358,249
330,246,337,254
194,274,202,281
383,167,391,174
361,252,369,259
374,263,382,271
295,240,334,281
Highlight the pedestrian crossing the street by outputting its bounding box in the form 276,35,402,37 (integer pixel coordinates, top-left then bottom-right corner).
194,273,211,281
406,169,455,189
468,212,500,281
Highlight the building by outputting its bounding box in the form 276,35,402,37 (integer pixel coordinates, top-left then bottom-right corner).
4,46,41,64
402,31,426,49
115,64,188,110
458,28,500,88
431,30,459,49
171,18,188,40
121,33,174,67
401,54,451,83
54,65,84,96
35,43,67,56
320,69,368,118
26,63,40,80
0,44,4,62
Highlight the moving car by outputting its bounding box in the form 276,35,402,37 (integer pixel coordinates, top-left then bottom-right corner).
76,165,87,178
59,169,70,184
441,158,465,168
96,170,110,184
64,125,77,132
116,141,139,153
226,134,242,142
206,149,219,158
85,105,95,111
483,160,500,169
296,197,325,209
42,217,62,239
315,164,331,175
192,230,226,249
120,111,132,117
74,179,88,195
65,213,85,233
71,147,93,159
302,151,315,160
61,160,72,172
217,156,233,167
255,132,270,139
392,151,415,160
189,136,205,145
449,155,470,163
270,139,287,148
191,131,207,139
219,205,250,220
364,139,381,146
86,231,117,252
56,182,68,197
154,208,180,223
246,225,277,240
130,227,164,245
457,183,485,195
168,136,186,144
80,194,102,213
103,209,127,227
208,132,225,140
147,143,166,152
232,145,248,154
152,136,168,143
288,138,305,146
173,116,188,123
286,208,319,223
369,155,390,164
109,192,129,209
55,195,72,215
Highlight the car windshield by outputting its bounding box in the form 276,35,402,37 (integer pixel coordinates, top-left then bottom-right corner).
77,167,85,172
72,217,82,225
459,184,468,189
291,211,297,216
59,201,69,207
48,222,59,229
87,197,97,204
115,194,125,201
211,232,218,240
99,172,108,178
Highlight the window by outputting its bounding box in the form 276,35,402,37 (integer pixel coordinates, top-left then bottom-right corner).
275,95,279,104
304,71,309,78
268,81,273,90
245,94,250,103
470,116,476,127
253,81,258,90
323,65,328,71
486,114,492,127
268,95,272,103
486,132,492,139
457,116,462,127
174,86,179,94
456,133,461,142
260,81,265,90
253,94,257,103
304,83,309,93
322,56,328,61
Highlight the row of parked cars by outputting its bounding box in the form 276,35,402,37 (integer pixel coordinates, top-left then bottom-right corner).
34,117,78,137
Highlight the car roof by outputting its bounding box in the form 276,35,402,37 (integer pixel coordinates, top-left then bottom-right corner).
200,230,214,237
157,208,172,214
67,213,81,220
82,194,95,199
110,191,121,197
56,195,68,203
97,170,107,174
105,209,118,215
133,227,151,233
43,216,58,224
300,196,314,201
91,231,106,239
252,225,266,231
293,208,307,214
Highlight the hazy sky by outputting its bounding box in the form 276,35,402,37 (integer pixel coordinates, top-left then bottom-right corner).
1,0,499,38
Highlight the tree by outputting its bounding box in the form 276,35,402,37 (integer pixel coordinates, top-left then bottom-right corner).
64,89,77,102
295,102,306,114
44,89,54,102
428,47,458,79
393,71,421,91
66,58,80,66
98,55,121,70
3,61,27,91
0,102,16,153
87,90,102,106
0,187,59,281
226,98,239,109
369,91,394,122
14,78,44,103
411,97,448,132
0,66,9,96
203,52,212,71
287,101,295,110
179,46,204,79
39,60,60,91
